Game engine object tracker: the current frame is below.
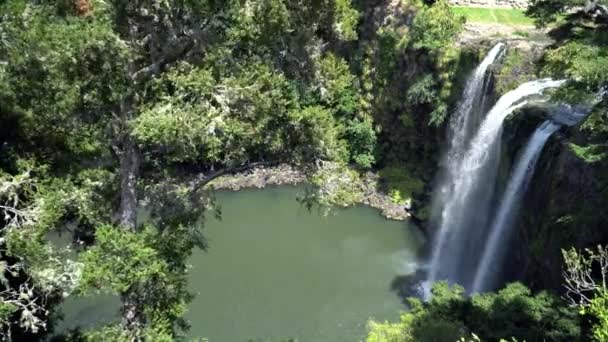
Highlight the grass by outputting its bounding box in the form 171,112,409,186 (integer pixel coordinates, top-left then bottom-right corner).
451,6,534,26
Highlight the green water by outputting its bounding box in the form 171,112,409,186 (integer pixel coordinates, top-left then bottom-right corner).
57,186,421,341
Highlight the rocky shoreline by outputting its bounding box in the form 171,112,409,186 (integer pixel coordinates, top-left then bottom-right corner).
205,163,413,221
359,172,414,221
204,164,306,191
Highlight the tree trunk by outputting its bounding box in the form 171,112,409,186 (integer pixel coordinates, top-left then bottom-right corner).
116,136,146,339
118,135,140,230
117,134,144,336
116,96,143,336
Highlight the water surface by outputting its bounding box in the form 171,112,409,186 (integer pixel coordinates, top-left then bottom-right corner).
58,186,421,341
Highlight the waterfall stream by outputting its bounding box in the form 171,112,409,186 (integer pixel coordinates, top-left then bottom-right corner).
427,76,566,291
426,44,504,292
471,103,590,293
471,120,561,293
447,43,505,160
431,43,505,231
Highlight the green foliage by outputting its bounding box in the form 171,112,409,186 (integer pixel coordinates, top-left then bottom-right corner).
0,5,126,159
379,165,424,205
315,53,360,116
313,53,377,168
287,105,349,163
0,301,18,330
135,62,301,165
345,117,377,168
80,224,192,338
0,168,83,339
471,283,581,341
411,0,465,51
528,0,608,165
526,0,597,26
495,49,536,95
589,292,608,341
333,0,360,41
406,75,437,106
367,282,582,342
80,226,168,294
569,143,608,163
562,246,608,341
366,282,470,342
543,42,608,88
82,320,173,342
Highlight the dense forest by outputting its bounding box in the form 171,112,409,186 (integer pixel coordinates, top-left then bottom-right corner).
0,0,607,341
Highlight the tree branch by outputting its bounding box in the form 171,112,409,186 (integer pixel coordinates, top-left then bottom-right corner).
130,18,211,83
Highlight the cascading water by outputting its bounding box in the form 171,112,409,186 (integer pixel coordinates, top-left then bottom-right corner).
427,78,566,291
447,43,505,160
471,120,561,293
424,44,504,294
430,43,505,230
472,105,589,293
428,43,504,270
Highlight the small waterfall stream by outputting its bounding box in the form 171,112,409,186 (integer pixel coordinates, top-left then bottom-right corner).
427,76,566,291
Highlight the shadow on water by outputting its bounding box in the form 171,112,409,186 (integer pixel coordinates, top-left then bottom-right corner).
390,269,428,305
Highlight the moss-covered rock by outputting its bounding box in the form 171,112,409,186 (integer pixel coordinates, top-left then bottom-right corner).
494,46,542,96
311,162,366,207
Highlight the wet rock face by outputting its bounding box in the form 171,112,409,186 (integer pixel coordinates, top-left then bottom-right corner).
447,0,530,9
511,129,608,292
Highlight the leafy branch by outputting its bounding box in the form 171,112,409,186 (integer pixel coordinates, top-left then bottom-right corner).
562,245,608,307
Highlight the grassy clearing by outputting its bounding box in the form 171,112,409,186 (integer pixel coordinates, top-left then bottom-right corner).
451,6,534,26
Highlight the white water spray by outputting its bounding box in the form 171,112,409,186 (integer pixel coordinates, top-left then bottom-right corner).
428,79,566,290
447,43,506,162
428,45,504,286
471,120,561,293
470,103,591,293
434,44,505,210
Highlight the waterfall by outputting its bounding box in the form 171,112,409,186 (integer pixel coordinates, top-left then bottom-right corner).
447,43,505,161
471,120,561,293
427,78,566,291
428,43,504,268
431,43,505,227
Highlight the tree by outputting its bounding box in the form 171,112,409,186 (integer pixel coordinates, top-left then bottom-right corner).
1,0,366,339
366,282,581,341
527,0,608,162
0,168,83,340
563,245,608,341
